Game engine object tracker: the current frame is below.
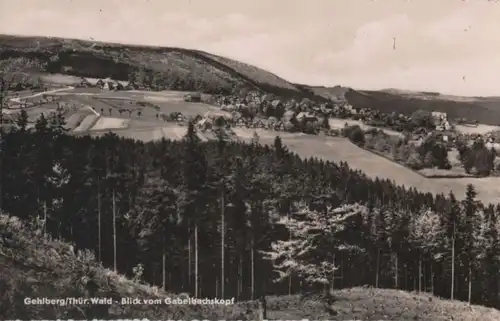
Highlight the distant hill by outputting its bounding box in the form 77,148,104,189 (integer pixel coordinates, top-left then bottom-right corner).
2,34,500,125
343,88,500,125
0,34,319,99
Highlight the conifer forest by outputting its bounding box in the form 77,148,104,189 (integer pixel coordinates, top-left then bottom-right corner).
2,110,500,310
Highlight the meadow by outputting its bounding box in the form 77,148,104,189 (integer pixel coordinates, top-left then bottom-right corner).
237,133,500,204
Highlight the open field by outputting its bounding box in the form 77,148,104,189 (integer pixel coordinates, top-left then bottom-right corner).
51,89,219,119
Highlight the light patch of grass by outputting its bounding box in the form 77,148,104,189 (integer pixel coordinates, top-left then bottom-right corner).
265,287,500,320
91,117,130,131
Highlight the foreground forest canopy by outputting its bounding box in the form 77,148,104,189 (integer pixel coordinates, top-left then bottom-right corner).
1,112,500,313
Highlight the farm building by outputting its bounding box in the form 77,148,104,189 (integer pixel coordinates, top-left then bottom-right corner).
102,81,113,90
184,92,202,102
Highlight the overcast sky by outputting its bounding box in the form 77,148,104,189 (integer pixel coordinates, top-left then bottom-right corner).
1,0,500,96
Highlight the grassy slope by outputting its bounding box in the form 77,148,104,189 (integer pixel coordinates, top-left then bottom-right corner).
1,214,499,320
266,289,500,321
0,34,315,99
0,215,260,320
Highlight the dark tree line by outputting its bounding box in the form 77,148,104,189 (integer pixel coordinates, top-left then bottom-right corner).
2,112,500,309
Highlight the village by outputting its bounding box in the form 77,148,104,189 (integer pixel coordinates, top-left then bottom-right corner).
3,75,500,179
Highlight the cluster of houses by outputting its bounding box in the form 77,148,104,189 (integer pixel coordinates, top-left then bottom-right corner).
78,77,138,91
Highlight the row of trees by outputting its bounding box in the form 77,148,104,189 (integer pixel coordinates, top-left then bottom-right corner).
2,112,500,309
344,126,451,170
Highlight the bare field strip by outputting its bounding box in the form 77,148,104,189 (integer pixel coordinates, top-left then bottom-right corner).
91,117,130,131
73,115,98,132
455,124,500,135
65,113,87,130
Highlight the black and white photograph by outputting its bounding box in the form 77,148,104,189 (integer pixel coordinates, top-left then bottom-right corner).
1,0,500,319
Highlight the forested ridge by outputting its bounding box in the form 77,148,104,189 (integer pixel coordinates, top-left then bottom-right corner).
2,111,500,310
